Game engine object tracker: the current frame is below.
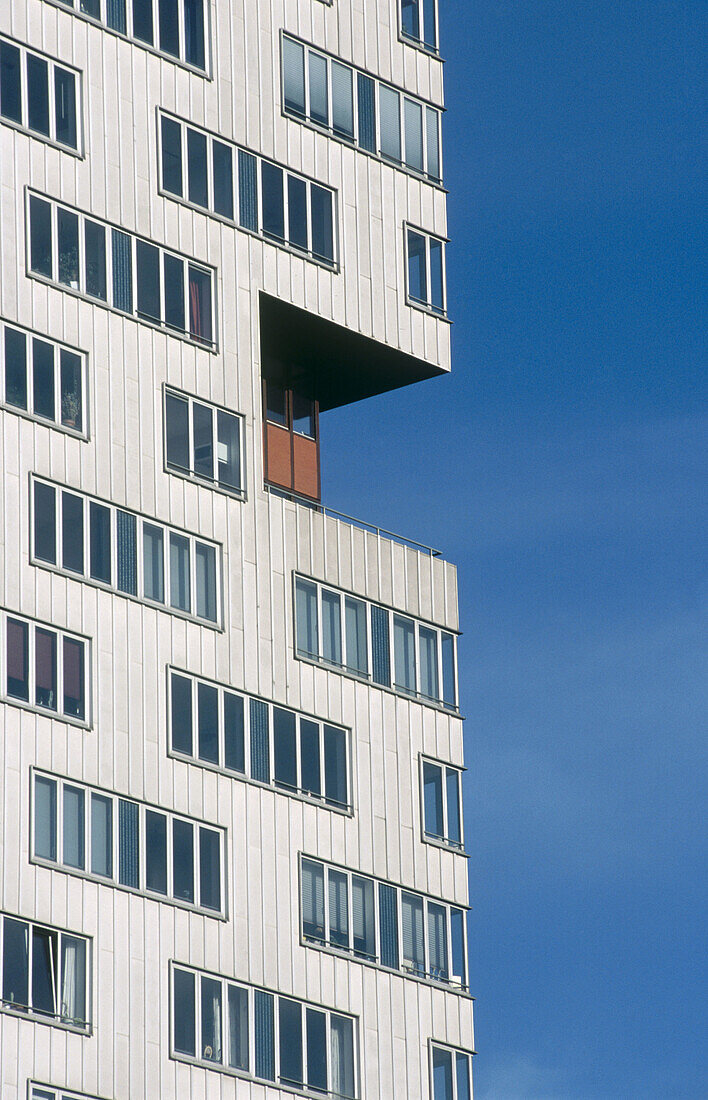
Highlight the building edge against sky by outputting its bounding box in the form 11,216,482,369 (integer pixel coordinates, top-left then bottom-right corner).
0,0,473,1097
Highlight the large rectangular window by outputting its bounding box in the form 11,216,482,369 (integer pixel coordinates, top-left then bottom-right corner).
0,913,89,1030
27,191,216,347
294,575,458,710
31,478,221,626
164,386,244,496
0,36,80,151
2,610,88,723
431,1044,473,1100
281,35,442,184
158,112,337,268
406,225,447,316
168,669,351,811
32,770,225,915
41,0,207,72
401,0,439,52
300,856,469,991
171,965,359,1097
422,757,464,850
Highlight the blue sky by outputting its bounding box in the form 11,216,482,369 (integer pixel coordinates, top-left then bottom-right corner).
322,2,707,1096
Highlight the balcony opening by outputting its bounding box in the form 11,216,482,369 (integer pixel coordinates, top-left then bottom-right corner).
263,379,320,502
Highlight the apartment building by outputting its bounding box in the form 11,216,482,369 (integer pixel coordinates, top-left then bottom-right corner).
0,0,473,1097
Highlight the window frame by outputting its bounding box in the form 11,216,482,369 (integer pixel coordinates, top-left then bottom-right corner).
167,667,353,814
428,1041,475,1100
0,34,83,155
405,222,449,318
1,607,90,727
419,755,466,853
0,319,89,438
280,32,444,187
40,0,212,77
299,854,470,994
169,962,360,1098
29,476,223,629
293,573,459,713
399,0,441,57
0,911,91,1033
156,109,339,270
30,1086,107,1100
162,384,246,499
30,767,228,918
25,189,217,350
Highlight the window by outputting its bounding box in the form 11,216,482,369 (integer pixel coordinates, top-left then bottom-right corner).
158,112,337,267
0,913,89,1030
406,226,447,315
421,758,464,850
1,321,86,434
31,477,221,625
294,576,458,710
164,387,244,496
32,770,225,914
0,36,80,151
30,1087,107,1100
401,0,439,53
43,0,207,72
2,609,88,723
263,381,320,500
281,35,442,184
27,191,215,346
431,1045,473,1100
168,669,351,811
171,965,358,1097
300,856,468,990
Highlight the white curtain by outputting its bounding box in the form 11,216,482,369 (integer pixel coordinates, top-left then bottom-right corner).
330,1015,355,1098
61,935,85,1024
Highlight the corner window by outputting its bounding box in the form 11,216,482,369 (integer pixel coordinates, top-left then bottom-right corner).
406,226,446,316
0,913,89,1030
422,758,463,850
0,36,81,151
431,1045,472,1100
2,610,87,723
164,386,244,496
263,383,320,501
401,0,439,53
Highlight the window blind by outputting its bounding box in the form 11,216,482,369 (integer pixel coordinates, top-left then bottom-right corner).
378,882,399,969
249,698,270,783
254,989,276,1081
118,798,140,889
370,604,391,686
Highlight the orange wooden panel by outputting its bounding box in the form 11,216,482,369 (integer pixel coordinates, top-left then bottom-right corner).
293,433,320,501
265,422,292,490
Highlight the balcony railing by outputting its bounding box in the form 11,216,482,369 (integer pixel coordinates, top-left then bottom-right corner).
265,484,441,558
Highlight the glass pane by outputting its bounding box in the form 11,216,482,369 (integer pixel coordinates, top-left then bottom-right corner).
404,97,424,172
328,868,349,948
401,892,425,974
292,392,315,438
249,697,270,783
265,380,287,425
89,501,111,584
287,174,308,252
310,185,334,264
321,589,342,665
35,628,57,710
161,115,182,195
31,928,57,1015
428,901,448,979
401,0,420,40
60,934,86,1025
57,208,79,288
188,266,212,344
0,43,22,123
27,54,50,136
423,762,444,838
187,127,208,207
432,1046,454,1100
378,882,399,968
111,228,133,313
324,725,347,808
105,0,126,33
184,0,206,69
224,691,245,773
158,0,180,57
32,338,55,420
423,0,438,49
308,51,328,126
169,532,190,612
173,968,196,1055
451,908,467,988
4,326,27,409
407,229,427,304
199,827,221,910
300,718,321,797
419,625,439,699
63,785,85,869
446,768,462,845
295,578,318,657
195,543,217,621
29,196,53,277
393,615,416,693
170,672,193,755
90,793,113,877
357,73,376,152
217,410,241,489
143,523,164,603
228,983,249,1070
118,798,140,888
273,706,297,790
34,775,57,861
54,68,77,148
379,85,401,162
279,998,303,1086
165,393,190,473
370,604,391,686
198,681,218,763
6,618,29,701
283,37,305,115
430,238,444,312
213,140,234,218
172,818,194,903
60,349,83,430
456,1052,472,1100
116,509,137,595
352,875,376,959
163,253,185,331
332,61,354,138
441,633,456,707
132,0,154,44
145,810,168,894
330,1014,355,1100
344,596,367,674
254,989,275,1081
136,240,161,323
2,917,29,1008
426,106,440,181
301,858,325,941
201,976,222,1061
63,637,85,719
237,149,258,231
262,161,285,241
34,481,56,563
192,402,213,478
306,1007,327,1091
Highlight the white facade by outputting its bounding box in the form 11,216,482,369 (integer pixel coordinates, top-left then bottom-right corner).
0,0,473,1097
